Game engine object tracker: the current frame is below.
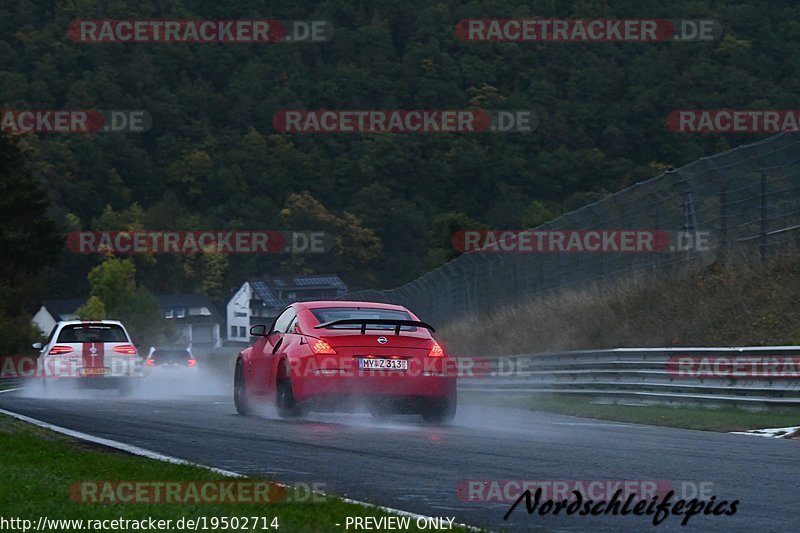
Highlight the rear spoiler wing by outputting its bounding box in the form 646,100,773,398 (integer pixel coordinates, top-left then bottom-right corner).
313,318,436,335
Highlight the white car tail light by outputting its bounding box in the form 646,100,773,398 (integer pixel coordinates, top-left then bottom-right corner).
49,345,74,355
112,344,137,355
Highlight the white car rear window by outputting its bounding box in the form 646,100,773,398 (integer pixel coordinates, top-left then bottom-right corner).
57,324,128,343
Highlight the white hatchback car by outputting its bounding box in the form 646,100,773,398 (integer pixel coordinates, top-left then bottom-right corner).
34,320,143,394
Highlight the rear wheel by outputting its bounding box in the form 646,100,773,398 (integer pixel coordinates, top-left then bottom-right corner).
422,397,456,424
233,361,251,415
276,361,301,418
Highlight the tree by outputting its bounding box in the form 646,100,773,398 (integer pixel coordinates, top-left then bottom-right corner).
425,212,484,270
0,134,61,352
83,256,170,344
279,192,382,288
522,201,559,228
87,257,137,315
9,0,800,295
197,251,228,302
75,295,106,320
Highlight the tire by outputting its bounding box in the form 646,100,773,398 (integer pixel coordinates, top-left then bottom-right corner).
276,361,301,418
422,397,456,424
233,361,251,415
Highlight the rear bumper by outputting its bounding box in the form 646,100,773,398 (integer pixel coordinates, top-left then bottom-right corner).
38,356,144,379
75,376,136,389
293,372,456,403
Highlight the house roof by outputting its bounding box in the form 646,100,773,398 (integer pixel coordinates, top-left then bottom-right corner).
156,293,223,323
41,299,86,320
247,274,348,311
41,295,224,325
250,274,347,291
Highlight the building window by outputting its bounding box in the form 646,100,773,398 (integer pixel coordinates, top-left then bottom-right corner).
239,326,247,337
231,325,237,337
176,308,186,318
164,308,174,319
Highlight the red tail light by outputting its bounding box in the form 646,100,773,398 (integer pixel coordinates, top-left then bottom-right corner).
49,345,74,355
112,344,137,355
187,359,197,367
311,339,337,355
428,341,445,358
145,358,155,366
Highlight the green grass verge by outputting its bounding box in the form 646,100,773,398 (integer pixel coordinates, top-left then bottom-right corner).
463,393,800,432
0,414,477,532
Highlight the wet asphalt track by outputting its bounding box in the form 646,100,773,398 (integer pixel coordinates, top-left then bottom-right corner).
1,386,798,532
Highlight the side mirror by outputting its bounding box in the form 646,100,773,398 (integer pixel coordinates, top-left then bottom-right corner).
32,342,43,350
249,324,268,337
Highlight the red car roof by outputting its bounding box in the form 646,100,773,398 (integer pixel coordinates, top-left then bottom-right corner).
292,300,409,312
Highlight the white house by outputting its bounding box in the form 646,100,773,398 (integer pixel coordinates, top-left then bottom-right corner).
156,294,223,348
226,274,347,343
33,295,223,349
32,299,84,337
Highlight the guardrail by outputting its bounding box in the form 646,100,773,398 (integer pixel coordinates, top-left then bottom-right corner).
0,378,24,391
458,347,800,407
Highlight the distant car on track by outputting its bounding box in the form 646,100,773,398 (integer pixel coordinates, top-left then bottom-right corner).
145,346,198,372
34,320,143,395
233,301,457,423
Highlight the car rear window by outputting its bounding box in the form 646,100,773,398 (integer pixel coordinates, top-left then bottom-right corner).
152,350,190,362
57,324,128,343
310,307,416,331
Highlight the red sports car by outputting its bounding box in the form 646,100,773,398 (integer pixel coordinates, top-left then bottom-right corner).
233,301,457,423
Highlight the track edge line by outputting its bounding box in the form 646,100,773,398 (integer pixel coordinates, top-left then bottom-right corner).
0,407,486,532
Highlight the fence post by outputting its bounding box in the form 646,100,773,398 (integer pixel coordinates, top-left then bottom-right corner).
719,182,727,258
651,193,662,272
760,172,768,262
458,260,473,315
682,190,699,263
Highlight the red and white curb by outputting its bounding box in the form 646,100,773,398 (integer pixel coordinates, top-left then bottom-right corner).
730,425,800,439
